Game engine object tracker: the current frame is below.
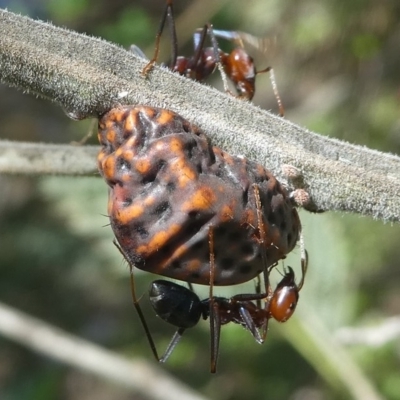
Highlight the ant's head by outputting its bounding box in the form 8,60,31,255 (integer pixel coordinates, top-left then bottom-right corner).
269,253,308,323
269,267,299,322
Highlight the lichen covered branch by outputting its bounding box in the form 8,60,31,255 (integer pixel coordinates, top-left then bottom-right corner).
0,9,399,221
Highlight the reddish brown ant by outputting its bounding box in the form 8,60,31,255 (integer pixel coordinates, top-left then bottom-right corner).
137,0,284,115
149,259,307,373
117,220,307,373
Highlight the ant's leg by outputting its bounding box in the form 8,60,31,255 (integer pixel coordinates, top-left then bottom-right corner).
208,226,221,374
252,184,271,296
257,66,285,117
159,327,186,363
230,289,268,344
166,0,178,68
191,25,208,71
113,240,160,361
143,0,177,76
228,279,266,344
297,232,308,291
255,274,262,309
238,306,263,344
193,25,207,51
206,23,232,95
210,299,221,374
71,118,96,146
252,184,273,341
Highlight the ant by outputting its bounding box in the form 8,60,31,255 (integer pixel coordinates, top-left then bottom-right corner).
149,260,307,373
117,201,307,373
135,0,284,115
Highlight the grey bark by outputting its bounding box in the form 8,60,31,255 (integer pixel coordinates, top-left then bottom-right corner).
0,9,399,222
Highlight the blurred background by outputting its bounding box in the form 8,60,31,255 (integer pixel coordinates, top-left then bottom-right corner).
1,0,400,399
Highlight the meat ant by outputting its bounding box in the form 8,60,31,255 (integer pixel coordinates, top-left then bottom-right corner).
115,183,307,373
135,0,284,115
149,260,307,373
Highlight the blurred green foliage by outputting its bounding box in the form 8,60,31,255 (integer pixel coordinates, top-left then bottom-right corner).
1,0,400,399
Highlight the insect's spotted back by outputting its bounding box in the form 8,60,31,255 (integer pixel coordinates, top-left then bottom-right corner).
98,105,300,286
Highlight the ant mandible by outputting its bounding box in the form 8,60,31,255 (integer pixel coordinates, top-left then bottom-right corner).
135,0,284,115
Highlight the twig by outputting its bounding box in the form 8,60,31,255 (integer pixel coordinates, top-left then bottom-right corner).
0,9,399,221
336,315,400,347
0,301,208,400
0,140,98,175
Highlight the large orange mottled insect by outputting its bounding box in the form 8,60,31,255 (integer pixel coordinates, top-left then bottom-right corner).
98,105,300,286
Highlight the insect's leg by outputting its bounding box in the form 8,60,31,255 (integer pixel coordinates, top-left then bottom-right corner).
238,306,263,344
113,240,160,361
252,184,273,341
166,0,178,69
143,0,177,76
297,231,308,291
208,225,221,374
255,274,262,309
191,25,208,71
159,327,186,363
70,118,96,146
207,23,232,95
257,66,285,117
252,184,271,296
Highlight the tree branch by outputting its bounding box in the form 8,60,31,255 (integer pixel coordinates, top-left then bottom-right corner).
0,301,208,400
0,140,98,175
0,9,399,222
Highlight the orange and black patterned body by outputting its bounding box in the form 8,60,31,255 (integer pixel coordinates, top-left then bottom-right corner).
98,106,300,285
